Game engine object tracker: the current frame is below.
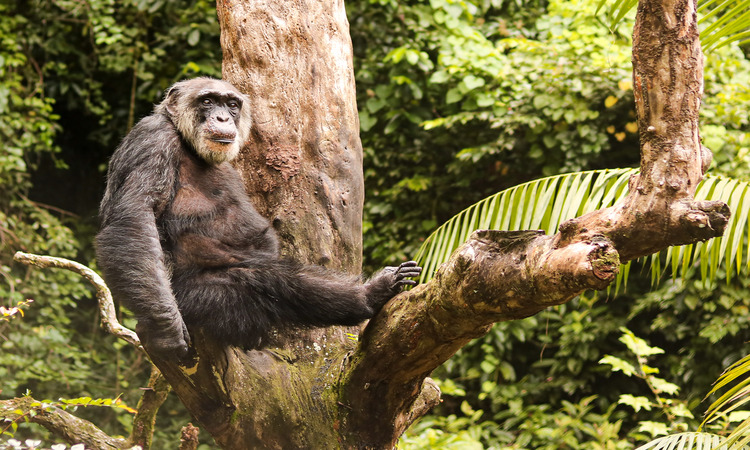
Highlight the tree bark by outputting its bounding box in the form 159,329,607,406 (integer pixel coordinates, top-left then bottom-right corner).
555,0,726,263
126,0,730,448
218,0,364,271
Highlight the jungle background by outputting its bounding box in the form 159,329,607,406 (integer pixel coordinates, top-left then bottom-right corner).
2,0,750,447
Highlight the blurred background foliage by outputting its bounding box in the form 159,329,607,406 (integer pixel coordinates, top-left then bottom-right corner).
1,0,750,447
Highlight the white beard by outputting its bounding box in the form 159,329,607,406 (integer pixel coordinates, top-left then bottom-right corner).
196,138,241,165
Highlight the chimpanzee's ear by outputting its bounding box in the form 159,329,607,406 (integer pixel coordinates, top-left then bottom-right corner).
163,86,181,117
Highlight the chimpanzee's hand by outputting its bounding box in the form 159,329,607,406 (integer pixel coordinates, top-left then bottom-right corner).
135,316,191,359
385,260,422,291
364,261,423,310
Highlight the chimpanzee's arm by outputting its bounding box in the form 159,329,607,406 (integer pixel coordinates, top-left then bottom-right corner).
96,116,190,357
172,257,421,349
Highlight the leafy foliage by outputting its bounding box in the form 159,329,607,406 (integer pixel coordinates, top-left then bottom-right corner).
600,328,694,438
1,2,95,399
352,0,750,273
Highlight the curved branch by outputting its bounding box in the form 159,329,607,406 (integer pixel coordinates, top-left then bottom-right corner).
13,251,143,352
10,253,175,447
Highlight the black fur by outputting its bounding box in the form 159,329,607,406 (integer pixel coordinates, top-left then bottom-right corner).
95,78,421,357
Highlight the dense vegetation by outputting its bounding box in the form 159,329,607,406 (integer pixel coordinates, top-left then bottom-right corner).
2,0,750,447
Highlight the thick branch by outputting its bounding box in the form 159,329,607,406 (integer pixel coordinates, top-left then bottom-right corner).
0,397,126,448
341,230,619,447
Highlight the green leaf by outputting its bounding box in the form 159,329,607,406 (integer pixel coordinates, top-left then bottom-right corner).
429,70,450,84
650,377,680,395
638,421,670,438
366,97,387,114
446,87,463,104
405,49,419,65
619,327,665,357
599,354,637,376
462,74,485,91
359,110,377,132
533,94,551,109
728,411,750,422
618,394,653,412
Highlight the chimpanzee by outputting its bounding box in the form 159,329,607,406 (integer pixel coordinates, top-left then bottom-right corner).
95,78,421,357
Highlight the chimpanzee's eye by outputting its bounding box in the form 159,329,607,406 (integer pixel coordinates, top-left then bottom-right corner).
228,100,239,109
202,98,212,106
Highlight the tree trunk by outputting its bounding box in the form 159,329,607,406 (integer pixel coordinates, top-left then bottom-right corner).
219,0,364,271
148,0,376,447
146,0,729,448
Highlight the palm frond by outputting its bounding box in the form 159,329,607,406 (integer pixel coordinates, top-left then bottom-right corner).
414,169,750,289
635,432,745,450
699,0,750,51
700,355,750,447
704,371,750,427
595,0,638,27
596,0,750,52
415,168,634,283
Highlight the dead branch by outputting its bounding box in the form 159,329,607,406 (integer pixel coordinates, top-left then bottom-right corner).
13,251,143,352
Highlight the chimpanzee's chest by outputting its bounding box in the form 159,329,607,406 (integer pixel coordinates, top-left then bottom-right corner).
170,152,235,218
162,149,271,241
